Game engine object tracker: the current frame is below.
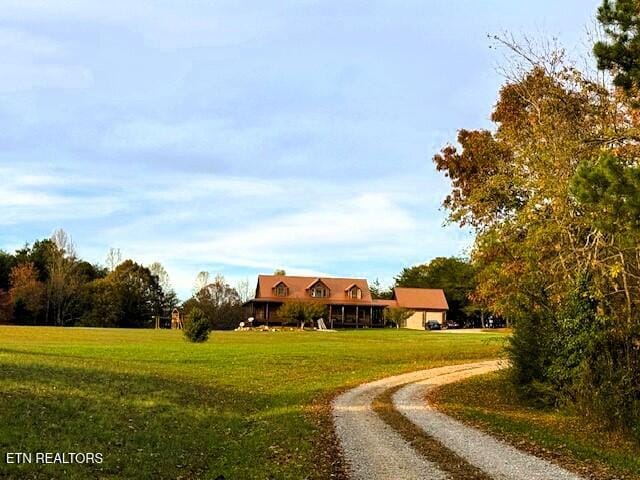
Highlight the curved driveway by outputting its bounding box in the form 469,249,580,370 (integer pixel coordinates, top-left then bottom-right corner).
333,360,583,480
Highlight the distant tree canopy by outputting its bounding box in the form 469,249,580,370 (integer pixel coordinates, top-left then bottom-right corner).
0,230,177,327
369,278,393,300
182,273,244,330
82,260,164,328
395,257,479,324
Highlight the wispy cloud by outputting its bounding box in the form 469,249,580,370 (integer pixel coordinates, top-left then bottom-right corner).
0,0,597,296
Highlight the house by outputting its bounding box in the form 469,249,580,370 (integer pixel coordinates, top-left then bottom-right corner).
245,274,448,329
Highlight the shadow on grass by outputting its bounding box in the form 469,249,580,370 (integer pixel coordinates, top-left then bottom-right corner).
0,359,314,480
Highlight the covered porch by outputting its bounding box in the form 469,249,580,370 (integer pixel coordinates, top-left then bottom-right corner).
246,301,386,328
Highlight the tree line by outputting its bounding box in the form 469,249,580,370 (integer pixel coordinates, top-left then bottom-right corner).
0,230,178,327
433,0,640,432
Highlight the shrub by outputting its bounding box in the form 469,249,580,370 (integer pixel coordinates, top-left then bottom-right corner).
183,307,210,343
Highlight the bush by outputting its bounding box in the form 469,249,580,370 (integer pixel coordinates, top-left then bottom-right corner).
183,307,210,343
508,277,640,433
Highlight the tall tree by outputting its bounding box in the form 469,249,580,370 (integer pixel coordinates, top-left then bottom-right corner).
14,239,55,283
111,260,163,327
83,260,164,328
47,229,79,325
0,250,15,291
594,0,640,92
183,274,244,330
369,278,392,300
105,247,122,272
436,38,640,426
9,263,44,324
235,278,251,303
149,262,179,323
193,271,210,297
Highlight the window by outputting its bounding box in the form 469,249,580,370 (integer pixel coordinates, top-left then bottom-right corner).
311,286,328,298
274,284,288,297
348,287,362,299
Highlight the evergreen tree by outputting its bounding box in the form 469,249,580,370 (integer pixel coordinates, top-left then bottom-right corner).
594,0,640,91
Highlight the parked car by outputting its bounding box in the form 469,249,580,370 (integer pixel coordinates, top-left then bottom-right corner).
446,321,461,329
426,320,441,330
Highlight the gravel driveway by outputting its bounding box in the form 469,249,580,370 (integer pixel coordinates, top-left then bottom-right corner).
393,367,583,480
333,360,584,480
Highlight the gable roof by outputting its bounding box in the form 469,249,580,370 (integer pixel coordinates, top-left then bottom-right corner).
255,275,373,304
305,278,329,290
392,287,448,310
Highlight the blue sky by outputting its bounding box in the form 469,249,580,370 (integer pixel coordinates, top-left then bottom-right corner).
0,0,601,298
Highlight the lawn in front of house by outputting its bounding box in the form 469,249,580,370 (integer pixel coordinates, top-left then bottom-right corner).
432,370,640,480
0,327,505,479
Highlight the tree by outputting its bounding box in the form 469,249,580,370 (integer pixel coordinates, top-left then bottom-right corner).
9,263,44,324
184,274,244,330
594,0,640,92
193,271,210,297
82,260,163,328
148,262,171,292
383,307,411,328
79,278,121,327
0,289,12,324
236,278,251,303
47,229,80,325
369,278,393,299
111,260,163,327
436,36,640,427
0,250,16,291
105,247,122,272
14,239,55,283
276,300,325,329
183,307,210,343
149,262,179,324
273,269,286,276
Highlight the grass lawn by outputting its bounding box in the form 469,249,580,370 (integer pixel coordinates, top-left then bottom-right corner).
0,327,504,479
432,370,640,480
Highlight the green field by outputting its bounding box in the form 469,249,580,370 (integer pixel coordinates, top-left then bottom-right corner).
0,327,504,479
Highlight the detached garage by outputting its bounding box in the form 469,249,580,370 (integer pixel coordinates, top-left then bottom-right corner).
383,287,449,330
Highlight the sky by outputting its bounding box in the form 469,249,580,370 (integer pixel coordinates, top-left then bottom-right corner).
0,0,601,299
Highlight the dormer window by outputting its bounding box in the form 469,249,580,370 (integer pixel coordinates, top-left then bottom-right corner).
348,286,362,299
307,280,330,298
273,282,289,297
311,285,328,298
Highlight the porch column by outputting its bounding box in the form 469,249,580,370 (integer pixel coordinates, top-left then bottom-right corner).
356,306,359,328
266,303,269,327
341,306,345,325
329,305,333,329
370,306,373,327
